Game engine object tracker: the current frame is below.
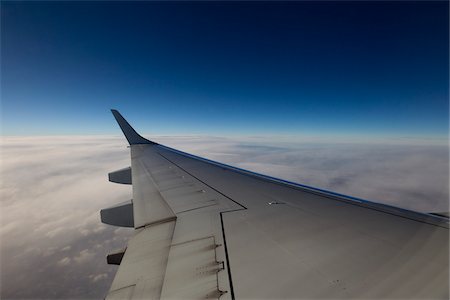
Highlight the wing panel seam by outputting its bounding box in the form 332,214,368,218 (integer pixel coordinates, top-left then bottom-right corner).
157,151,248,300
157,145,448,229
157,152,247,210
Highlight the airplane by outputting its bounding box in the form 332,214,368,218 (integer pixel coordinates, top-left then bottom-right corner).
100,109,449,299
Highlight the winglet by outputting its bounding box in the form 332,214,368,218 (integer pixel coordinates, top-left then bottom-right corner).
111,109,157,145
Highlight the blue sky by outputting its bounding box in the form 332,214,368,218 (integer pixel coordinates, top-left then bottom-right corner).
1,1,448,137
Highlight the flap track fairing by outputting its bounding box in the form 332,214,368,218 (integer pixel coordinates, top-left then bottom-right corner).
101,200,134,227
109,167,132,184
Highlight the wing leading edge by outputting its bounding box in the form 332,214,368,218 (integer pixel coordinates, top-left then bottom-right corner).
102,110,449,299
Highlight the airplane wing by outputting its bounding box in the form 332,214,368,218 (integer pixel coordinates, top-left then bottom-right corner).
101,110,449,299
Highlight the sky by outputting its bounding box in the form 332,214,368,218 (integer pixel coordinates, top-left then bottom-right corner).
1,1,449,137
0,2,449,299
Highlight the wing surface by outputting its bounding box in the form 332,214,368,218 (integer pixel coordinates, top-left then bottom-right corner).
103,110,449,299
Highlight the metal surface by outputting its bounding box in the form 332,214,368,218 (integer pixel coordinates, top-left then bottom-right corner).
103,110,449,299
131,145,176,229
111,109,156,145
158,146,449,299
106,220,176,299
101,200,134,227
109,167,132,184
107,249,126,265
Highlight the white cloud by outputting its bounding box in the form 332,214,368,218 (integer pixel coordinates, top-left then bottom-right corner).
154,136,449,212
1,136,133,299
1,135,448,299
57,257,71,267
89,273,108,283
73,249,95,264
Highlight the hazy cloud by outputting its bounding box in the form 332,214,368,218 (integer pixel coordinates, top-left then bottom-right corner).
57,257,71,267
89,273,108,283
154,136,449,212
1,135,448,299
1,136,132,299
73,249,95,265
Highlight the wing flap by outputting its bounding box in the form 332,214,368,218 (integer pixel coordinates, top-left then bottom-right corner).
160,236,226,299
106,220,176,300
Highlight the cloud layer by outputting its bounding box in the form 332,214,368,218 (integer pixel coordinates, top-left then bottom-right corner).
155,136,449,212
1,136,132,299
1,135,448,299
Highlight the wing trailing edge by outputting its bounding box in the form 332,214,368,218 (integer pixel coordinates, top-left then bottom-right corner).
111,109,157,145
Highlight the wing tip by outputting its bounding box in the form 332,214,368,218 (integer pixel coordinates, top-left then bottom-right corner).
111,109,157,145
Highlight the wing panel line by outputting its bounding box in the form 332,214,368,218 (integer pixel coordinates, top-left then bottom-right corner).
157,151,248,300
157,151,247,210
157,145,448,229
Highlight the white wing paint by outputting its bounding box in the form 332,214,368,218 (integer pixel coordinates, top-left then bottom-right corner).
101,110,449,299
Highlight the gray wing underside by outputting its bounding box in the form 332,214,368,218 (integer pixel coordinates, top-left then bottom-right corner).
103,110,449,299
